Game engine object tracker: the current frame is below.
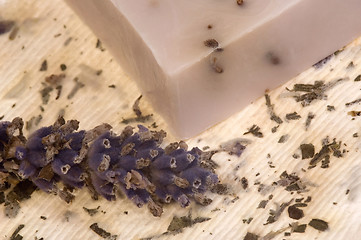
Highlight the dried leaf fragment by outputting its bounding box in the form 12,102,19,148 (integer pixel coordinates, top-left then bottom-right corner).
10,224,24,240
300,144,315,159
204,39,219,48
308,219,328,231
288,205,304,220
265,94,283,124
237,0,244,5
244,232,259,240
244,125,263,138
167,214,210,233
286,112,301,120
89,223,116,239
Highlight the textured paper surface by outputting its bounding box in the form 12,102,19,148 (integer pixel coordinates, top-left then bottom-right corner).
1,1,361,239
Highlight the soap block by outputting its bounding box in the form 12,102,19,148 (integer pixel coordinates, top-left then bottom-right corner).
64,0,361,138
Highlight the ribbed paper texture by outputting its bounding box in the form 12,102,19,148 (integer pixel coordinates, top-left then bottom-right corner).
1,1,361,239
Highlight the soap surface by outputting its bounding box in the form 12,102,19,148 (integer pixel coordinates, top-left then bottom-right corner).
65,0,361,138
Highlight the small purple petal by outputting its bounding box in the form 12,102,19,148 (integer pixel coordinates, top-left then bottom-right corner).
121,187,150,207
60,177,84,188
15,146,27,160
26,151,47,168
26,127,52,150
152,155,176,169
18,160,36,179
173,152,197,172
55,149,78,166
180,167,214,190
118,155,138,171
32,177,56,193
151,169,176,186
61,165,85,183
65,131,85,151
167,185,190,208
91,173,115,200
154,186,172,203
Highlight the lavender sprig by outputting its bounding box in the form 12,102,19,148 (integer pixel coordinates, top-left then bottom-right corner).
0,117,219,217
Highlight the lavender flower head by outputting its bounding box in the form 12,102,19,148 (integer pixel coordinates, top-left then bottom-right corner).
0,117,220,217
16,118,86,194
88,125,218,216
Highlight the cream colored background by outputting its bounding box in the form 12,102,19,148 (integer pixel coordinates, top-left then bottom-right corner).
1,1,361,239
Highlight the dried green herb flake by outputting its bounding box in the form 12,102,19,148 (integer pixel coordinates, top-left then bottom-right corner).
327,105,335,111
288,205,304,220
90,223,114,239
10,224,24,240
345,98,361,107
167,214,210,233
257,200,268,209
83,206,100,216
244,124,263,138
265,94,283,124
308,219,328,231
305,112,315,130
204,39,219,48
60,64,67,71
278,134,289,143
286,112,301,120
40,60,48,71
244,232,259,240
300,143,315,159
293,224,307,233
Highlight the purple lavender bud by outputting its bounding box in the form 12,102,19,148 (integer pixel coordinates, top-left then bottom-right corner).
137,124,149,133
154,186,172,203
55,149,79,166
96,132,122,152
15,146,27,160
26,127,52,150
18,160,37,179
166,185,190,208
52,157,71,175
173,152,198,172
91,153,112,173
63,165,86,183
135,147,162,162
136,140,158,152
60,177,84,189
91,173,115,201
52,158,84,184
26,151,47,168
168,148,186,157
120,134,141,151
151,168,177,186
180,167,216,190
152,155,177,169
121,187,150,207
88,152,104,172
119,155,145,171
32,177,56,193
98,168,127,183
118,155,136,169
134,189,151,206
87,133,122,169
64,131,85,151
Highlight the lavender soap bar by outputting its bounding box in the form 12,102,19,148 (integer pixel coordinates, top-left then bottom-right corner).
65,0,361,138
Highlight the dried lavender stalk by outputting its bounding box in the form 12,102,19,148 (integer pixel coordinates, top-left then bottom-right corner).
0,117,220,217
